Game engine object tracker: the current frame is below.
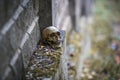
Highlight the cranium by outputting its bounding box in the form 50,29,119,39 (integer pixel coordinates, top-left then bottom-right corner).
42,26,62,48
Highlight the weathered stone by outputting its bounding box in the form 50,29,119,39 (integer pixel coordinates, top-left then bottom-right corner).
0,34,16,77
0,0,21,29
15,0,36,35
0,0,53,79
29,23,40,50
21,37,34,68
4,68,15,80
32,0,39,14
39,0,52,32
14,53,25,80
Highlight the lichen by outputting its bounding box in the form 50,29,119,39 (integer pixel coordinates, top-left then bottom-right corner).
25,44,62,80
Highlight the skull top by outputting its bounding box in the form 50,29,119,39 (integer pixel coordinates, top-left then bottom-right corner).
42,26,62,48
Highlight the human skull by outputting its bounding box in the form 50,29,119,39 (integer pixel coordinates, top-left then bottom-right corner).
42,26,62,48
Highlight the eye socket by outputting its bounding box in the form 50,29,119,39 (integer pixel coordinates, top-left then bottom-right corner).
56,32,60,36
50,33,55,37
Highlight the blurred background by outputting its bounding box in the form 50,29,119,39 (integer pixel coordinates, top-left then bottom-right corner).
64,0,120,80
0,0,120,80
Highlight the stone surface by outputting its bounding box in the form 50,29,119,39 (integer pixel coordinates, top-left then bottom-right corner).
14,53,25,80
0,34,16,77
29,23,40,50
0,0,40,79
39,0,52,32
21,36,34,68
0,0,21,29
5,53,25,80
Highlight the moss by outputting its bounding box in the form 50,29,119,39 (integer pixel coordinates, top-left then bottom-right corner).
25,44,62,79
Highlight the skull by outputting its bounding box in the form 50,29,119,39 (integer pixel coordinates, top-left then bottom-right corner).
42,26,62,48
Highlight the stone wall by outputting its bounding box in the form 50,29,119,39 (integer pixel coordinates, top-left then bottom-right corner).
0,0,74,79
52,0,70,30
0,0,52,80
52,0,70,80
